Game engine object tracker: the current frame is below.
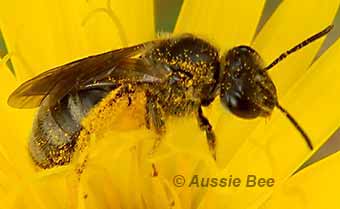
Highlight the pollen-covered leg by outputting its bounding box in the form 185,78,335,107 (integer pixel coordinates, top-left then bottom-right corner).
197,106,216,160
145,95,166,156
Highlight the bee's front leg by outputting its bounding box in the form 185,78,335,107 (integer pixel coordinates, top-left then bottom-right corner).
196,106,216,160
145,94,165,155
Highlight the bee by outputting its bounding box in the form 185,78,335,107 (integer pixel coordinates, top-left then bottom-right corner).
8,25,333,168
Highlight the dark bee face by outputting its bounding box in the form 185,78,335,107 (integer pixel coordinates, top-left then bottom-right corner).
220,46,277,119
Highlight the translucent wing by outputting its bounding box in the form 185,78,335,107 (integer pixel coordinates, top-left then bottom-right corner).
8,42,171,108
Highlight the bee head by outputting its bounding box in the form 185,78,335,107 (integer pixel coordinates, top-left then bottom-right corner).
219,46,277,119
216,25,333,150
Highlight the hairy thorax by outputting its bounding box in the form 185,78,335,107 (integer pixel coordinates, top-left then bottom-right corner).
145,34,220,117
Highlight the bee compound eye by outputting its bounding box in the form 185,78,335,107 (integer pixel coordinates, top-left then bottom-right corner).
220,90,261,119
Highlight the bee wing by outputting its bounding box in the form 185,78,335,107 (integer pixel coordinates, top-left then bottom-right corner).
8,42,171,108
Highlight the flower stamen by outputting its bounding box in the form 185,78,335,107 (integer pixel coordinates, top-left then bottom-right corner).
82,0,128,47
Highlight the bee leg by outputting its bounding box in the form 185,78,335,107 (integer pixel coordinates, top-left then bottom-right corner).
196,106,216,160
145,95,165,156
145,100,151,130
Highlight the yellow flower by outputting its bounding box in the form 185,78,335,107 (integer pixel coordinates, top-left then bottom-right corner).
1,0,340,209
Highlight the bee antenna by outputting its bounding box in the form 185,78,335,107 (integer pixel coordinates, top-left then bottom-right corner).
276,103,313,150
264,25,334,72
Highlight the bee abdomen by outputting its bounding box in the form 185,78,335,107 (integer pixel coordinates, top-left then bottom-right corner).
29,132,77,169
29,87,112,168
29,95,80,168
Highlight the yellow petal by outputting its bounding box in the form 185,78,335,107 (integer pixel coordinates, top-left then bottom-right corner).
174,0,265,50
253,0,339,95
0,65,35,190
80,134,181,209
203,27,340,209
261,151,340,209
0,67,34,208
0,0,154,80
82,0,154,51
82,133,217,209
152,151,217,209
3,168,76,209
207,100,262,167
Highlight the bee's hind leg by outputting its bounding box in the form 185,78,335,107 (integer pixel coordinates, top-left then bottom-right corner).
145,94,165,156
196,106,216,160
